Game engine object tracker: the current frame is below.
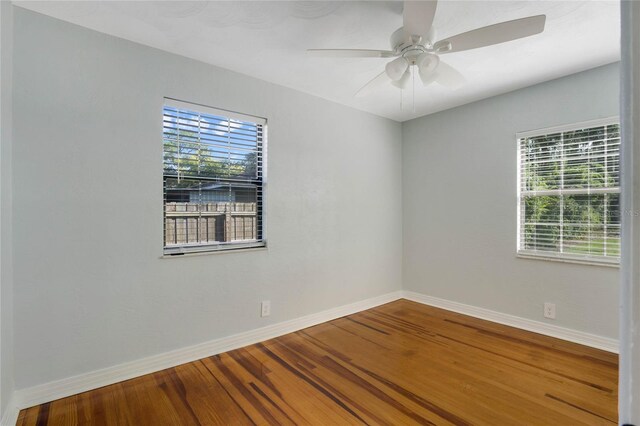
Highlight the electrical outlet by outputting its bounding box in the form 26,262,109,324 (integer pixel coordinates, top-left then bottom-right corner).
544,302,556,319
261,300,271,317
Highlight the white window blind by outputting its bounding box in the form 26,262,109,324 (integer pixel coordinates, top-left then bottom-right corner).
517,118,620,265
163,99,266,254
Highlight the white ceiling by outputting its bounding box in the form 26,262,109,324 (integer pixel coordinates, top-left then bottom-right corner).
15,1,620,122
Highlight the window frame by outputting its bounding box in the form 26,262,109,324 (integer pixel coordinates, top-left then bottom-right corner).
516,116,620,267
162,98,267,256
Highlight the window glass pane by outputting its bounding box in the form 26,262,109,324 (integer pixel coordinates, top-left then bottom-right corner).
604,229,621,258
164,178,259,247
524,160,562,191
562,225,605,256
563,127,605,159
563,194,604,224
606,193,621,225
562,194,604,256
605,193,621,258
518,121,620,263
162,107,261,181
163,102,265,254
521,133,562,190
605,126,621,188
563,158,590,189
523,224,560,252
523,195,560,223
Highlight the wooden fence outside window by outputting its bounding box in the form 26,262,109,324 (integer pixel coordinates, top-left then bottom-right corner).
165,202,257,246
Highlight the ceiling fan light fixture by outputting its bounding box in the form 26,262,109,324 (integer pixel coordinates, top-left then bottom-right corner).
417,53,439,74
391,68,412,89
385,57,409,81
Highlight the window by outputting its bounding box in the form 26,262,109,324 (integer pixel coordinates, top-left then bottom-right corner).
163,99,266,254
517,118,620,265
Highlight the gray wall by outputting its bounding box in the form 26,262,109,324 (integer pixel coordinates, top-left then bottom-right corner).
403,63,620,339
12,8,402,389
9,4,622,399
0,0,14,419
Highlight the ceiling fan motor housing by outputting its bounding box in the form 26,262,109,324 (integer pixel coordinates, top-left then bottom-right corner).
390,27,435,53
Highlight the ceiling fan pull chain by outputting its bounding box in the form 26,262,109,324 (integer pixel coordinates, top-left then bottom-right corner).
412,66,416,113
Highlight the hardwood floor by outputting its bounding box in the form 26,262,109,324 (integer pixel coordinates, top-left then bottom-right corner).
17,300,618,425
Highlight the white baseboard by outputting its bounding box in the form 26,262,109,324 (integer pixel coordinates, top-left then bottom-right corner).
1,397,19,426
12,291,403,412
9,289,618,419
402,290,619,353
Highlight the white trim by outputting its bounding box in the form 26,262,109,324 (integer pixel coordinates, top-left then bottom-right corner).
160,246,268,259
164,98,267,125
1,397,19,426
520,187,621,196
619,0,640,421
402,290,619,353
12,291,403,410
163,241,267,256
516,252,620,268
516,116,619,139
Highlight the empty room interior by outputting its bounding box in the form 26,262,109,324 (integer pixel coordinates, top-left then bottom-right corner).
2,0,640,425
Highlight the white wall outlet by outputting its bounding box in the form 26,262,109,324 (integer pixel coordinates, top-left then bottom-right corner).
261,300,271,317
544,302,556,319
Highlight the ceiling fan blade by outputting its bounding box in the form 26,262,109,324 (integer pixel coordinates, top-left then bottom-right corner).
436,15,546,54
307,49,396,58
434,61,466,89
403,1,438,37
355,71,391,97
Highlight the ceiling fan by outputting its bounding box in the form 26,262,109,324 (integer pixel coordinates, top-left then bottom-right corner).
307,1,546,97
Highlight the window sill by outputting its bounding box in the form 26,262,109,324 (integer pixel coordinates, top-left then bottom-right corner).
161,244,267,259
516,253,619,268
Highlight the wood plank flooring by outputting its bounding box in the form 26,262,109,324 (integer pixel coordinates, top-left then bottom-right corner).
17,300,618,425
